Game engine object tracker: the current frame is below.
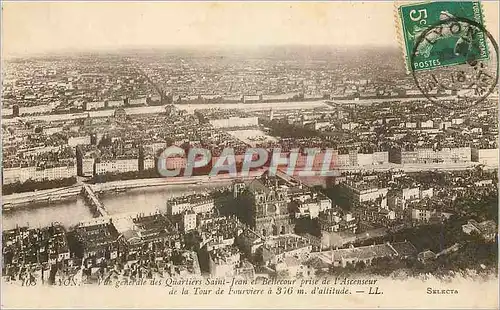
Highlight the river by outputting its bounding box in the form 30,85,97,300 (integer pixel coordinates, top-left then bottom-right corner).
99,182,231,215
2,100,331,124
2,182,233,231
2,197,93,231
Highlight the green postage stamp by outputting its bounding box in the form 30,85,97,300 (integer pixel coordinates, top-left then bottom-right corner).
398,1,489,72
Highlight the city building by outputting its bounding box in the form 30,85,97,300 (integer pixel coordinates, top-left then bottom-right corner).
462,220,497,242
209,116,259,129
166,193,214,216
338,179,389,205
315,241,416,267
471,148,499,166
73,218,120,266
319,209,358,234
233,175,294,237
3,164,77,184
2,224,70,269
95,158,139,175
257,234,313,266
207,246,241,277
182,211,197,233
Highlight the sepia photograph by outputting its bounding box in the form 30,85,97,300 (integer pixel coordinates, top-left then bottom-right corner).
1,1,499,309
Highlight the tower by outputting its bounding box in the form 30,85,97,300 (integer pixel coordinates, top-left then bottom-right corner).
237,177,294,237
233,180,246,199
12,105,19,117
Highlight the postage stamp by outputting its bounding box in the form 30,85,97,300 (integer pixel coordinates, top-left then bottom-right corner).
398,1,489,72
396,0,498,110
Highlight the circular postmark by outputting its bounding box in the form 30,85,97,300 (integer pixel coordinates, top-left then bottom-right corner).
410,16,499,110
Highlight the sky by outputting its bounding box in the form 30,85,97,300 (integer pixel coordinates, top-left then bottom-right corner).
2,1,499,57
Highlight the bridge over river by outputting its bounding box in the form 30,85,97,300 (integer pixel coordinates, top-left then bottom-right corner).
81,184,109,217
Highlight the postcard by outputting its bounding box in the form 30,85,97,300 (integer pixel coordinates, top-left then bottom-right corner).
1,1,499,309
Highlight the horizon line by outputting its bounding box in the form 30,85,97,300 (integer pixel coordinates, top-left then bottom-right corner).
3,43,399,59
